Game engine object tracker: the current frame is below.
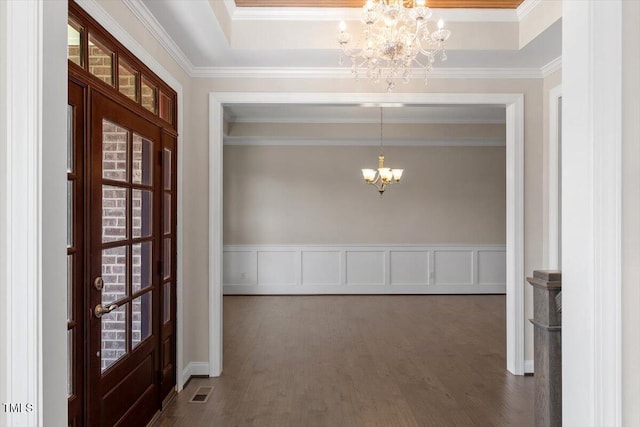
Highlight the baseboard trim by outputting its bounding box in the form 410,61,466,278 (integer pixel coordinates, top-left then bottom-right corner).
524,359,534,374
181,362,210,388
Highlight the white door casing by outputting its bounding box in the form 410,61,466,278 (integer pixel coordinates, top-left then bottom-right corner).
208,91,526,377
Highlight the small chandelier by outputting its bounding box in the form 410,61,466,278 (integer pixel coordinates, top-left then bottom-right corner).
337,0,451,92
362,108,403,196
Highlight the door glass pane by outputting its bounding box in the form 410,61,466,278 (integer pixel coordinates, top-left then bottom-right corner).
88,34,114,86
163,238,171,279
141,77,157,114
67,255,74,321
68,329,74,396
67,105,74,173
101,304,128,373
163,193,171,235
102,186,128,243
132,241,152,294
132,189,152,239
102,120,129,182
163,282,170,324
133,134,153,185
102,246,128,305
67,20,83,66
132,292,152,349
118,60,138,102
67,181,74,247
159,91,173,124
163,148,171,190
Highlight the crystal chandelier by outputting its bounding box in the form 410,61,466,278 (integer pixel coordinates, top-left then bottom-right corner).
337,0,451,92
362,108,403,195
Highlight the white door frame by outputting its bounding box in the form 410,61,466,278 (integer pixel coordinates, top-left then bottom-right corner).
208,91,526,377
548,84,562,269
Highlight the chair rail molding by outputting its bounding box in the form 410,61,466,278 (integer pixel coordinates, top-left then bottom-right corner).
209,91,525,376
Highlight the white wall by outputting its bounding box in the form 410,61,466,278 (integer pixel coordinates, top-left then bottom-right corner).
0,0,7,425
224,145,506,245
621,0,640,424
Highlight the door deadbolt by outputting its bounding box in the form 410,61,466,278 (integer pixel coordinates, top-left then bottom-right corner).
94,277,104,291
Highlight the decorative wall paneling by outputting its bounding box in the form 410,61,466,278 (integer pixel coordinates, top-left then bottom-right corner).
223,245,506,294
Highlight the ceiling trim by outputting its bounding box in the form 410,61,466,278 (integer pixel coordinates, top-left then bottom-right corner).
122,0,561,81
222,0,519,22
122,0,196,75
192,65,545,79
223,137,506,146
541,56,562,77
515,0,542,21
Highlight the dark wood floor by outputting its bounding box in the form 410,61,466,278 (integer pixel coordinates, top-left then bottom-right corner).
155,295,533,427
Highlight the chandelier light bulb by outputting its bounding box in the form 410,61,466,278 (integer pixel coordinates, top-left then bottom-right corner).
337,0,451,91
339,20,347,32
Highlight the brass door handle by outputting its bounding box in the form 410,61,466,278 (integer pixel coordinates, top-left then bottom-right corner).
94,303,118,318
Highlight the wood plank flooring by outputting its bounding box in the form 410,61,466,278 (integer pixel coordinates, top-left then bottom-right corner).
154,295,533,427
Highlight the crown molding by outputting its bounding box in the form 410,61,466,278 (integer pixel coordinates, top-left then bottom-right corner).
223,136,506,146
122,0,196,76
223,0,518,22
541,56,562,77
192,65,544,79
516,0,542,21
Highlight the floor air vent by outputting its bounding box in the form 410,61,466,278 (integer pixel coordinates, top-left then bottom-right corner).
189,386,213,404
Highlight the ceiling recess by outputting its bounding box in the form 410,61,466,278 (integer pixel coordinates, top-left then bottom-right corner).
234,0,525,9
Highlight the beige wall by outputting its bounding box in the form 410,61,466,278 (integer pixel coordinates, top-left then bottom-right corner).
622,0,640,423
224,145,506,245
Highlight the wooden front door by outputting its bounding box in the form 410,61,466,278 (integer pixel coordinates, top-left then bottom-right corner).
67,3,178,424
87,92,162,426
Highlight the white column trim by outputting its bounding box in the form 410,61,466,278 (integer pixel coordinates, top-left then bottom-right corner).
209,91,525,376
2,1,44,425
548,84,562,269
209,96,224,377
562,0,623,424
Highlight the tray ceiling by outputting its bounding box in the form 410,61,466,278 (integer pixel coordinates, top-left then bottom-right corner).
234,0,525,9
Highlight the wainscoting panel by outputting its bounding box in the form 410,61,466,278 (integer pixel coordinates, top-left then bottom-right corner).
478,250,507,285
346,251,385,285
223,245,505,295
302,251,341,285
433,250,474,285
390,251,430,285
